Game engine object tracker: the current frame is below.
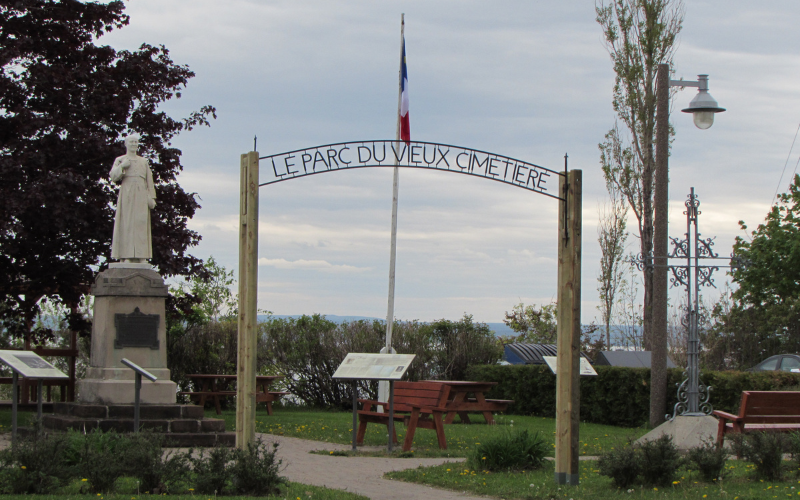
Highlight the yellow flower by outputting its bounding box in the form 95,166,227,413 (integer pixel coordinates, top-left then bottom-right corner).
703,495,707,498
330,451,334,455
653,488,658,491
188,489,194,491
20,466,26,469
82,479,88,482
446,469,451,472
673,481,680,485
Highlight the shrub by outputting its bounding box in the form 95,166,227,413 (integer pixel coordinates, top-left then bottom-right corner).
687,438,730,482
598,439,641,488
73,429,130,493
122,433,192,494
229,437,287,496
739,432,786,481
467,429,548,472
192,445,233,495
0,431,73,494
261,314,501,408
638,435,683,486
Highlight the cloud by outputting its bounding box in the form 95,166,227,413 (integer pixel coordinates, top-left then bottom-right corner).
257,257,370,273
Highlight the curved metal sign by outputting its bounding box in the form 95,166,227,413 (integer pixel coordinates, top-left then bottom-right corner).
259,140,564,200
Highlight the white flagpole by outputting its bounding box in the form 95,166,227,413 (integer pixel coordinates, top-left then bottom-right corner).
379,14,404,404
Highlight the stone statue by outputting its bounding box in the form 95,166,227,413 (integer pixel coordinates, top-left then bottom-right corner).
110,133,156,263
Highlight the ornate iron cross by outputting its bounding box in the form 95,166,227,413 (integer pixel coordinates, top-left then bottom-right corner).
631,188,744,419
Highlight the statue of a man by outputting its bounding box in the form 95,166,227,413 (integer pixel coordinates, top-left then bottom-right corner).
110,133,156,263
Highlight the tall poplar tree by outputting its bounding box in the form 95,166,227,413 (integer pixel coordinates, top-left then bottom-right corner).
596,0,684,426
0,0,215,342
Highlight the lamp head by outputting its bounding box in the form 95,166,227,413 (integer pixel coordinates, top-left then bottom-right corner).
681,75,725,130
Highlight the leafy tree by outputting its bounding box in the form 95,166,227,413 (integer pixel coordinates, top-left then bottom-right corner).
0,0,215,343
597,180,629,348
504,302,559,344
712,175,800,369
596,0,684,427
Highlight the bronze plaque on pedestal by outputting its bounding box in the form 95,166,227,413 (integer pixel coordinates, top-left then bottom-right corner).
114,307,160,349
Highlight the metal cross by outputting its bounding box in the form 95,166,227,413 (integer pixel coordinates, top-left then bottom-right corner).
631,188,745,419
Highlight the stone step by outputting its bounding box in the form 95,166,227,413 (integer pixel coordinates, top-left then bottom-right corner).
53,402,204,419
43,414,227,434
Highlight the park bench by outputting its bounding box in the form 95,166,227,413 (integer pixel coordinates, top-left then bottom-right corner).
714,391,800,447
356,381,449,452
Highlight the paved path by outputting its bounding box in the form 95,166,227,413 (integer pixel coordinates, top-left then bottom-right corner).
263,433,489,500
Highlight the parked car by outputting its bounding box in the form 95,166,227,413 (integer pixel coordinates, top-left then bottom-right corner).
747,354,800,373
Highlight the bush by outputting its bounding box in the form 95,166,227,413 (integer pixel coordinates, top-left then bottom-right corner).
467,429,548,472
598,439,640,488
0,431,73,494
599,436,682,488
229,437,286,496
122,433,192,494
687,438,729,482
73,429,130,493
738,432,786,481
260,314,501,408
638,435,682,486
192,445,233,495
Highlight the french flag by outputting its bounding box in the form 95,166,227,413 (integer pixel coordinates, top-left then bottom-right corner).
399,37,410,144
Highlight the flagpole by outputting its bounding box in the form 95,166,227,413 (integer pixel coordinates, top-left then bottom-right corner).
384,14,404,354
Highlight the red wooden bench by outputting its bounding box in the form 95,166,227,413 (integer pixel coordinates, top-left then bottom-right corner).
356,381,448,452
713,391,800,447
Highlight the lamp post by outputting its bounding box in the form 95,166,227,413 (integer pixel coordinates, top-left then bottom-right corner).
652,63,724,426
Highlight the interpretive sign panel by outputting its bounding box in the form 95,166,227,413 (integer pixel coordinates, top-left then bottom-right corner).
0,350,68,379
332,353,415,381
260,140,564,200
543,356,598,376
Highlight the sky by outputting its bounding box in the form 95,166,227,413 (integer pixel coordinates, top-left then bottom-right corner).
100,0,800,324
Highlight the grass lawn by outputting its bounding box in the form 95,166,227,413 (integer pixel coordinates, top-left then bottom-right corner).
213,406,647,458
388,459,800,500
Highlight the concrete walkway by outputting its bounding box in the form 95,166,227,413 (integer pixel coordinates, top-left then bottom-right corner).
264,433,489,500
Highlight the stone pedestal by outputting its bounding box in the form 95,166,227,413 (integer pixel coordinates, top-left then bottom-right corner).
78,265,177,404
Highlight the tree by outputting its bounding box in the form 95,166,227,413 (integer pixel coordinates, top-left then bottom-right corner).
504,302,603,357
597,180,629,348
711,175,800,369
504,302,559,344
596,0,684,427
0,0,216,342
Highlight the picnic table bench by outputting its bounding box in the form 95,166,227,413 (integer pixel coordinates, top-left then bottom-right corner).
180,374,288,415
423,380,514,424
713,391,800,447
356,381,449,452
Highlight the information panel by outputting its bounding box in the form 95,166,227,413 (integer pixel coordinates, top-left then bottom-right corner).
542,356,598,376
0,350,69,379
332,353,415,381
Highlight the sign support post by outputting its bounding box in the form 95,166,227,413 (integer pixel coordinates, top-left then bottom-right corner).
11,372,17,447
555,168,582,485
237,151,260,449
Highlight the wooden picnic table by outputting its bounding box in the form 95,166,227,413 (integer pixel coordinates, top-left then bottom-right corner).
181,374,288,415
422,380,513,425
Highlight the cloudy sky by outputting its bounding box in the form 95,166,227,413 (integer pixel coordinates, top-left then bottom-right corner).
101,0,800,324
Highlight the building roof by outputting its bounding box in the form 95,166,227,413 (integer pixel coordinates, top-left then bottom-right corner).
503,343,592,365
594,351,677,369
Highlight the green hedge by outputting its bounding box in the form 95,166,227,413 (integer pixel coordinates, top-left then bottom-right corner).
465,364,800,428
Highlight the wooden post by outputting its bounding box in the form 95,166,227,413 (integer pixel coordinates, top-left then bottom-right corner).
555,169,582,485
237,151,259,449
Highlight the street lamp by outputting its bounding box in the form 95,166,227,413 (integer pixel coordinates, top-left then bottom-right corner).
651,64,724,427
677,74,726,130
